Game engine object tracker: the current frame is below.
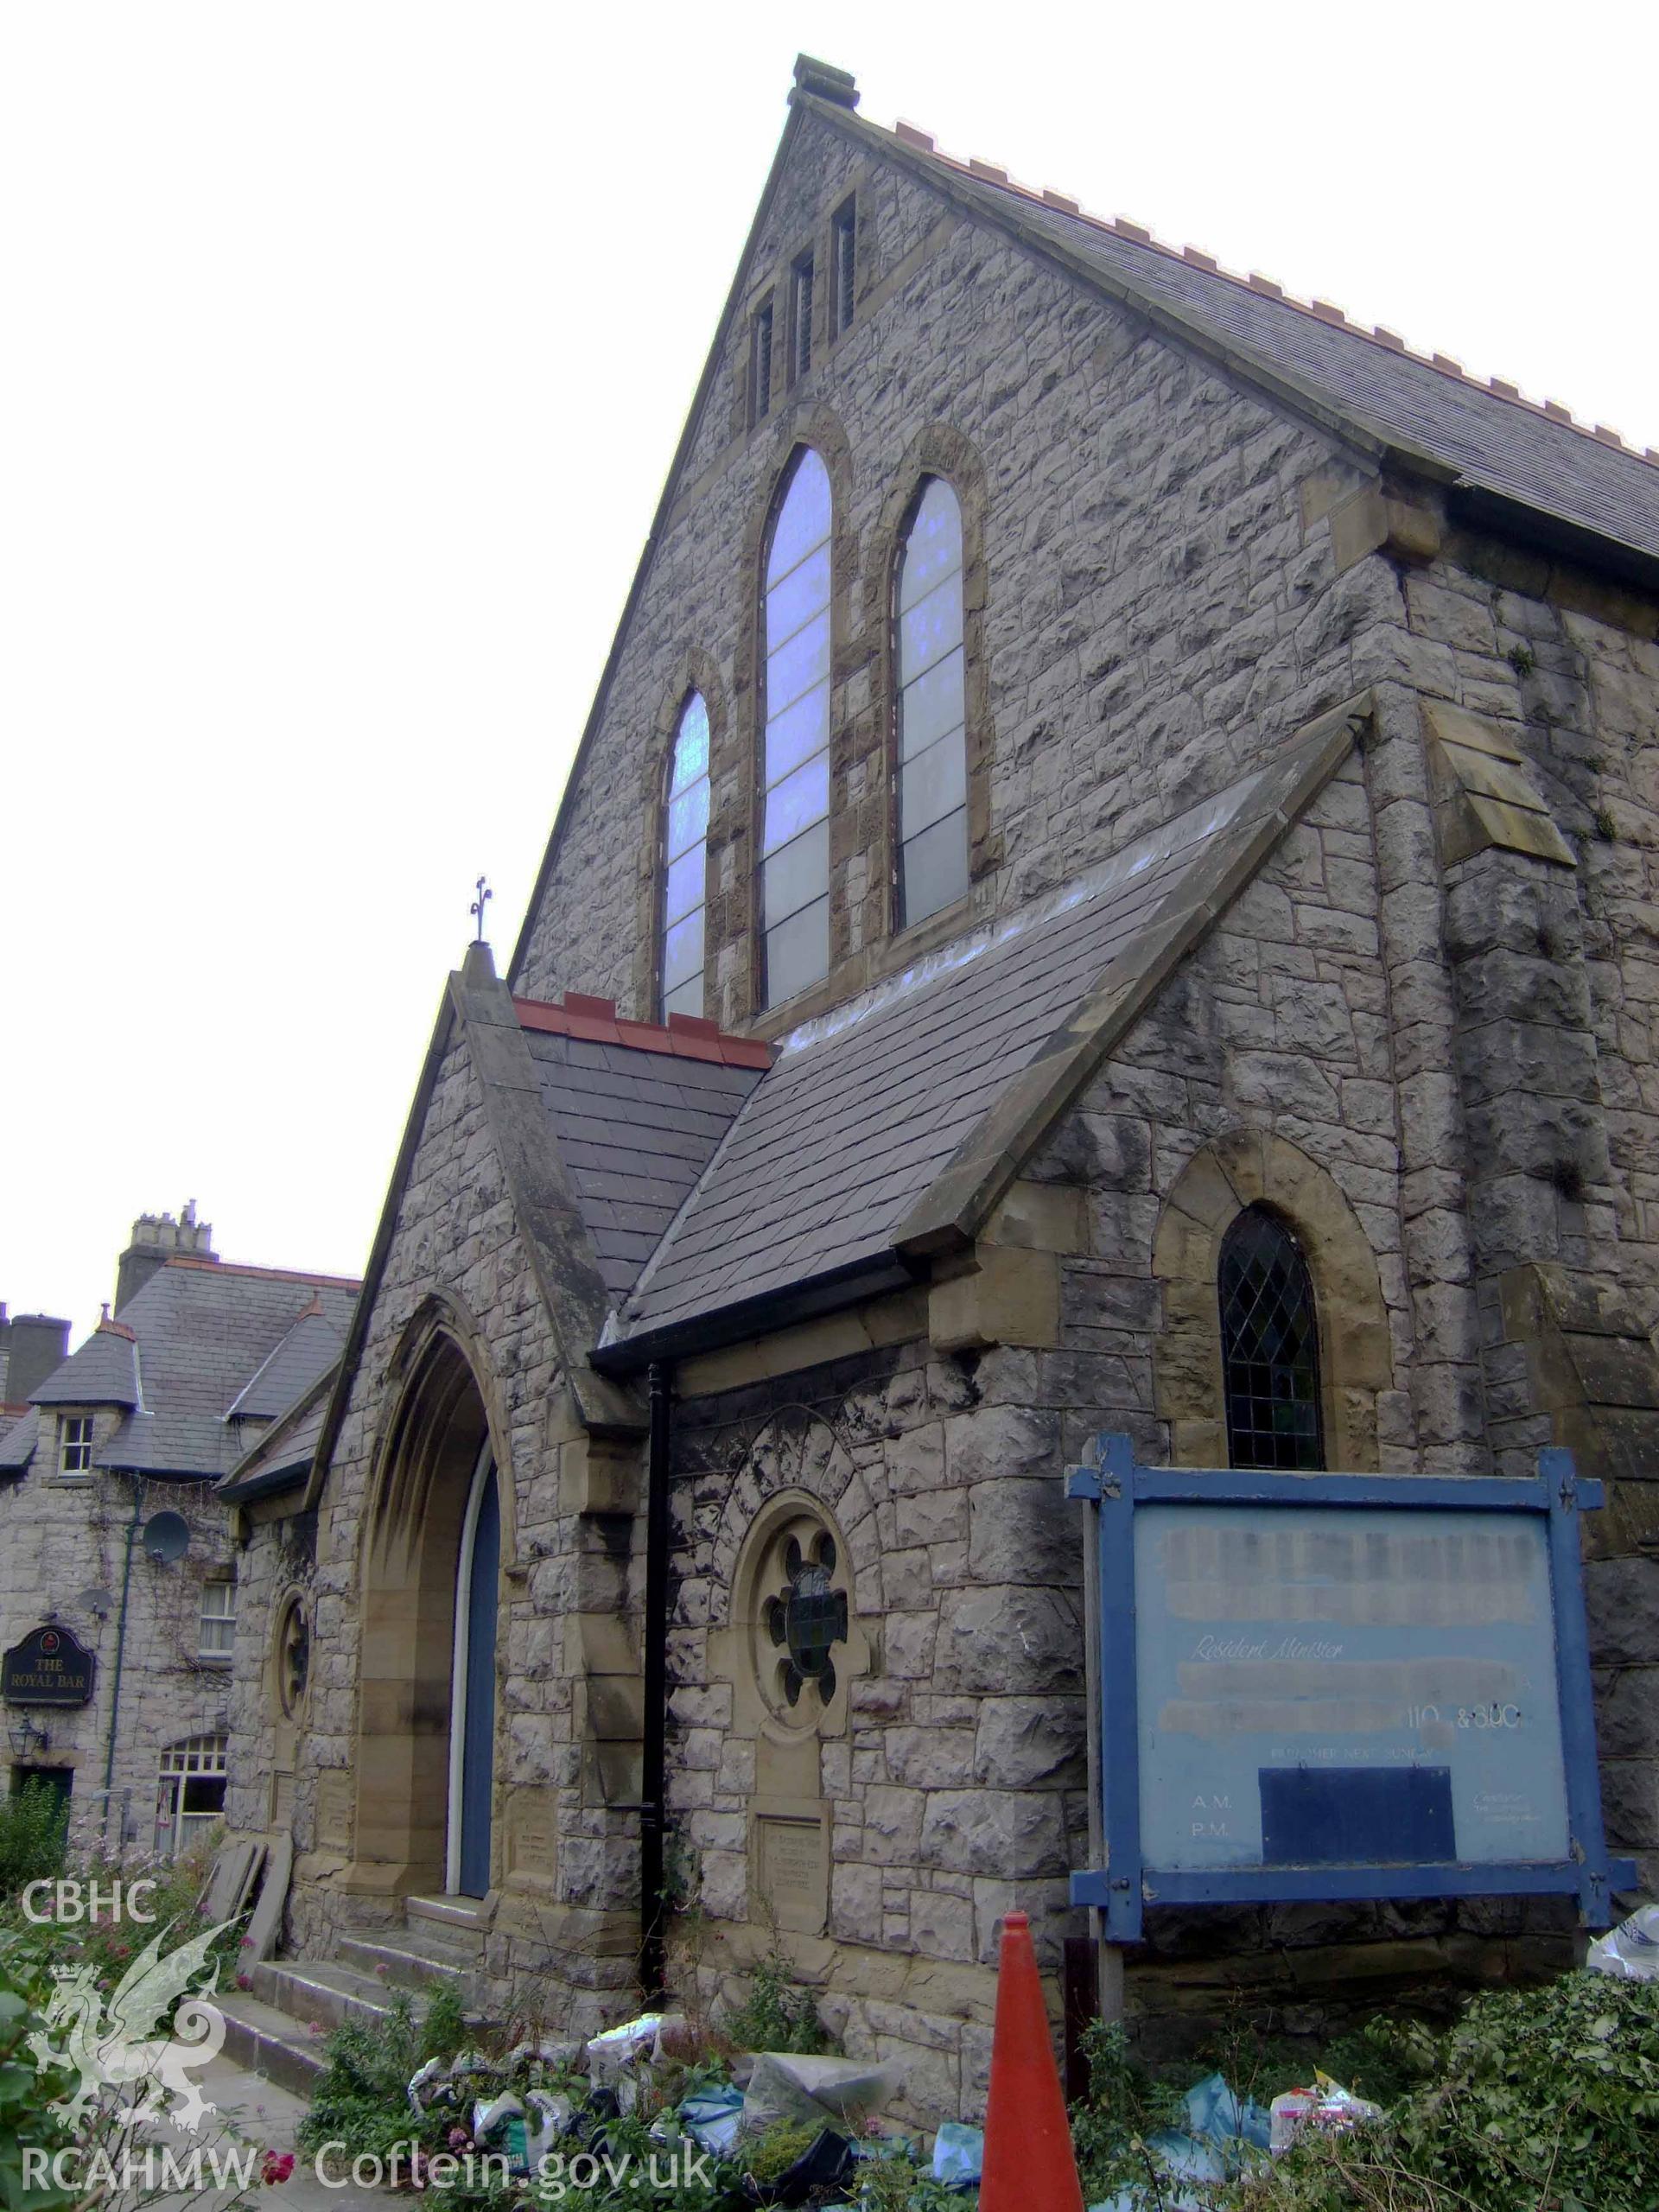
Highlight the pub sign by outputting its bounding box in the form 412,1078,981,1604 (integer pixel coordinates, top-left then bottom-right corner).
3,1626,96,1707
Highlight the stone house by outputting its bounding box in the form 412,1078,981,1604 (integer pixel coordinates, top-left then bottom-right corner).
219,56,1659,2118
0,1208,358,1857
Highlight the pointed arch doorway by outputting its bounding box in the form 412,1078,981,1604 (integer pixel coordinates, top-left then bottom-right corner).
353,1325,505,1902
448,1445,499,1897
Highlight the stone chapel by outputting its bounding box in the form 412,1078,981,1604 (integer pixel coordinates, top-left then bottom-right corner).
218,55,1659,2119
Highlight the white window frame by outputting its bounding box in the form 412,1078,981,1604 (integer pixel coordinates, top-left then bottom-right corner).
57,1414,94,1478
154,1734,228,1859
198,1576,236,1662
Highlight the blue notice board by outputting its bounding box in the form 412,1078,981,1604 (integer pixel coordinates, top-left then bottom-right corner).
1067,1440,1634,1943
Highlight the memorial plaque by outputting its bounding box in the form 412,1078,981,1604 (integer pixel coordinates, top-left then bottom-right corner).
3,1626,95,1707
1134,1503,1571,1873
505,1788,557,1886
753,1804,828,1935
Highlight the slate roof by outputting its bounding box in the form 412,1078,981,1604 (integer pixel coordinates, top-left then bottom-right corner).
30,1322,141,1408
823,99,1659,576
0,1410,38,1473
982,180,1659,570
223,1304,344,1421
5,1256,360,1483
602,711,1356,1362
523,1023,768,1300
219,1371,334,1502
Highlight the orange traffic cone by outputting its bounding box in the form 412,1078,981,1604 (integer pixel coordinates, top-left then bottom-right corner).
980,1910,1085,2209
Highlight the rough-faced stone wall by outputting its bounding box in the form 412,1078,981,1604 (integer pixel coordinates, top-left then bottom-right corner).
0,1447,235,1861
260,1020,645,2028
513,109,1379,1034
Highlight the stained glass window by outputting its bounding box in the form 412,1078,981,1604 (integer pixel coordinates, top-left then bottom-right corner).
765,1530,847,1708
1219,1206,1325,1471
895,478,968,927
760,449,832,1007
661,692,710,1021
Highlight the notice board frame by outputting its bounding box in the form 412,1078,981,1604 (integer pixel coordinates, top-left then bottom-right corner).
1066,1435,1634,1943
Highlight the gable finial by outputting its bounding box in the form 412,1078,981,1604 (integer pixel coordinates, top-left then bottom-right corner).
470,874,493,944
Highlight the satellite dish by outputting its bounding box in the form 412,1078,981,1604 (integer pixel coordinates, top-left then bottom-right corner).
142,1511,190,1565
76,1586,113,1618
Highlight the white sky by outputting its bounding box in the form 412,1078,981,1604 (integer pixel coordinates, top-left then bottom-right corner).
3,2,1656,1333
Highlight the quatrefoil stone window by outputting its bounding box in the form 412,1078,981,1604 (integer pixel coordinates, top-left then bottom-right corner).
764,1531,849,1709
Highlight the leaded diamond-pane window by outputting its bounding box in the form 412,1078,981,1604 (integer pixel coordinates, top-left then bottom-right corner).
1219,1205,1325,1471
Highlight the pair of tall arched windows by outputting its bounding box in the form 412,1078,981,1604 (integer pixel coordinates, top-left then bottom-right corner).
658,447,970,1020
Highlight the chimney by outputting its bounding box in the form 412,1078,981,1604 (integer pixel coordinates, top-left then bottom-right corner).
114,1201,217,1313
0,1310,73,1407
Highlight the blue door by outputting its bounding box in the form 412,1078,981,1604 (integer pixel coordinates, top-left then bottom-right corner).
456,1465,499,1897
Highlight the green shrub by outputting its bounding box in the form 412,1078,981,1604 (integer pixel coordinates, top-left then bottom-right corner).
0,1785,67,1901
721,1953,836,2056
0,1943,76,2212
298,1986,461,2163
1222,1972,1659,2212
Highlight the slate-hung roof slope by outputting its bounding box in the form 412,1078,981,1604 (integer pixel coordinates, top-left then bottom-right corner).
5,1256,360,1482
0,1411,39,1473
601,702,1363,1365
519,1008,768,1302
817,97,1659,579
223,1301,345,1421
29,1322,141,1408
220,1367,336,1503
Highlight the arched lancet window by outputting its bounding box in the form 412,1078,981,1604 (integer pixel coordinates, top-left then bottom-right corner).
661,691,710,1020
760,448,832,1007
1218,1205,1325,1470
894,477,968,927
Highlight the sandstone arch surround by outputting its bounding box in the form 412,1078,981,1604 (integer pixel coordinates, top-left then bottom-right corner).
1153,1130,1393,1471
341,1298,520,1899
701,1407,874,1937
632,647,729,1022
860,423,1000,935
730,409,858,1022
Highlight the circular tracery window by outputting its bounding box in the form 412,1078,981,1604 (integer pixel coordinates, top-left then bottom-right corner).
746,1504,850,1726
276,1593,310,1720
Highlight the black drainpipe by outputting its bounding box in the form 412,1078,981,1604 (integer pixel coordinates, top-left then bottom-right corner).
639,1362,671,2002
101,1476,145,1853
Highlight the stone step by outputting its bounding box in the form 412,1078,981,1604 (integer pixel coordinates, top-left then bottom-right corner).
216,1988,328,2099
249,1959,403,2037
335,1929,482,2000
404,1894,488,1952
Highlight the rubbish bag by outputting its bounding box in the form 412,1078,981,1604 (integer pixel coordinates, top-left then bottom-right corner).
931,2121,983,2190
681,2085,745,2156
741,2128,855,2207
471,2094,531,2175
1268,2075,1383,2153
1085,2072,1273,2210
524,2090,574,2164
586,2012,665,2116
1588,1904,1659,1981
740,2051,897,2137
406,2057,448,2113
